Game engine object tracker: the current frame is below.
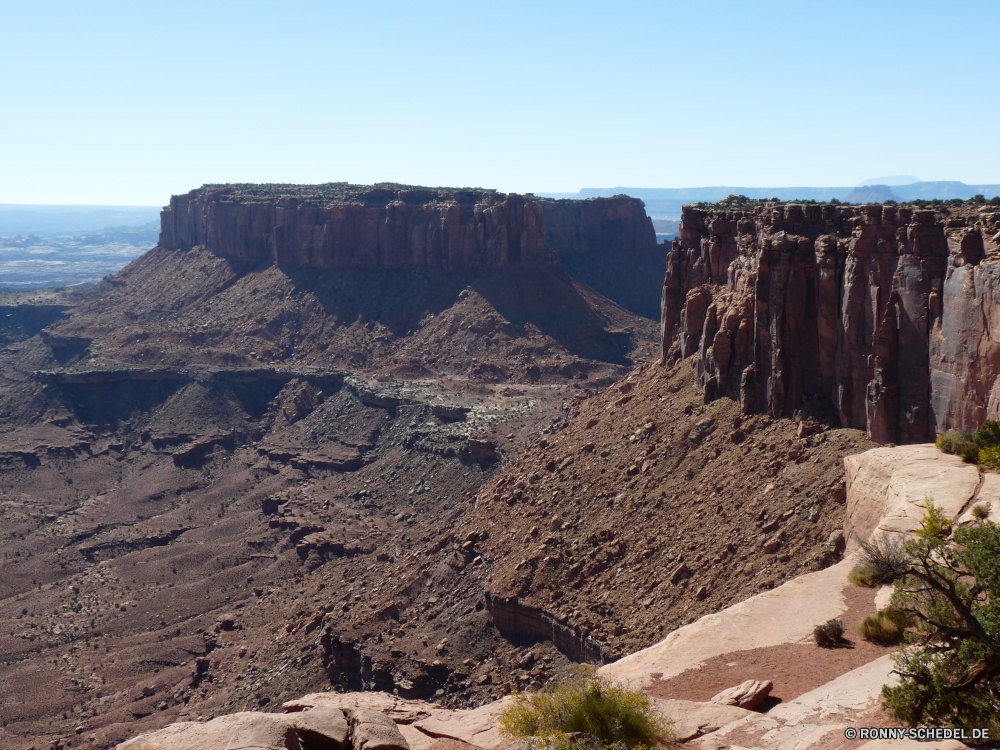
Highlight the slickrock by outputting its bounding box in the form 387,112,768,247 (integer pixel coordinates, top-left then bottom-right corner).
648,698,752,742
661,202,1000,442
408,699,512,750
843,444,984,548
284,693,511,750
709,679,773,710
225,714,301,750
116,711,292,750
858,740,968,750
598,557,856,687
160,184,656,272
117,707,394,750
283,693,441,724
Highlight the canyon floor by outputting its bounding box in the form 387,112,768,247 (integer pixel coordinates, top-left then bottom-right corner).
0,245,876,749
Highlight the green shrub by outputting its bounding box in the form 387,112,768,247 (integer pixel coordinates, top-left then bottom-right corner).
917,497,952,540
848,561,890,588
974,419,1000,449
858,608,912,644
979,446,1000,469
499,668,672,749
813,618,846,647
936,431,978,463
971,503,991,521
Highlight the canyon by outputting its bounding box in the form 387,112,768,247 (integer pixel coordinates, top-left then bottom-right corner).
0,187,992,749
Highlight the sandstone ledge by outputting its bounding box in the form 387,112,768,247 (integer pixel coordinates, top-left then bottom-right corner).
844,443,988,548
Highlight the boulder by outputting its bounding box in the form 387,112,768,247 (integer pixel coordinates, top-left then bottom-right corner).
116,712,290,750
709,679,773,710
225,715,300,750
287,706,349,750
349,709,410,750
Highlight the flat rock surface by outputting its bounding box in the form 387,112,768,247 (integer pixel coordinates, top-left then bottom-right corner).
411,698,513,749
650,582,895,706
117,712,287,750
844,445,978,547
225,714,300,750
600,556,856,686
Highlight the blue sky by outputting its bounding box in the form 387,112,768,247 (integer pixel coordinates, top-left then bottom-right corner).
3,0,999,205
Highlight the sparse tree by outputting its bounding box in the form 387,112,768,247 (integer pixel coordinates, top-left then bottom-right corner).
855,501,1000,732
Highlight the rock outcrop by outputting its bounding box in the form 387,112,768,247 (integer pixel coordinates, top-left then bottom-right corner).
843,443,995,548
660,202,1000,441
709,679,773,710
159,184,656,272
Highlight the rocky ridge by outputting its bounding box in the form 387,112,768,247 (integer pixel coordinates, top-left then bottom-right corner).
661,202,1000,442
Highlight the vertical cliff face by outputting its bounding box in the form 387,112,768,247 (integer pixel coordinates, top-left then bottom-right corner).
159,184,656,272
660,202,1000,442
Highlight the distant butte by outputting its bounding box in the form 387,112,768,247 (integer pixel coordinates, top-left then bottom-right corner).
160,183,657,271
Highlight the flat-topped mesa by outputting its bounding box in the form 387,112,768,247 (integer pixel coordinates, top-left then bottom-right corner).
660,202,1000,443
159,183,656,272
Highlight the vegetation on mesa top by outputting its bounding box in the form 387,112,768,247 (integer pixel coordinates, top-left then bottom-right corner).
848,500,1000,732
691,193,1000,212
499,668,674,750
937,420,1000,469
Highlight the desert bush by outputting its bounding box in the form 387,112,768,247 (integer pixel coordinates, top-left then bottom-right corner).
938,420,1000,466
974,419,1000,449
971,503,991,521
916,498,952,540
936,430,978,463
848,561,891,588
978,445,1000,469
813,618,845,647
858,608,912,644
852,532,909,583
499,668,672,749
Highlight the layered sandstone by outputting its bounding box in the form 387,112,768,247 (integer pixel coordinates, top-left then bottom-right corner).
660,202,1000,441
159,183,656,271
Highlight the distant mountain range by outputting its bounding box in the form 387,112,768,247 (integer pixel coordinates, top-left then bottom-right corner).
540,181,1000,218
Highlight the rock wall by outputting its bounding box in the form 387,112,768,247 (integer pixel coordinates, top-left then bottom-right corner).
484,592,605,664
159,184,656,272
660,202,1000,441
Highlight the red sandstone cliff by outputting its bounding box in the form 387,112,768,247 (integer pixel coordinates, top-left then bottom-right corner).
159,183,656,272
660,202,1000,442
